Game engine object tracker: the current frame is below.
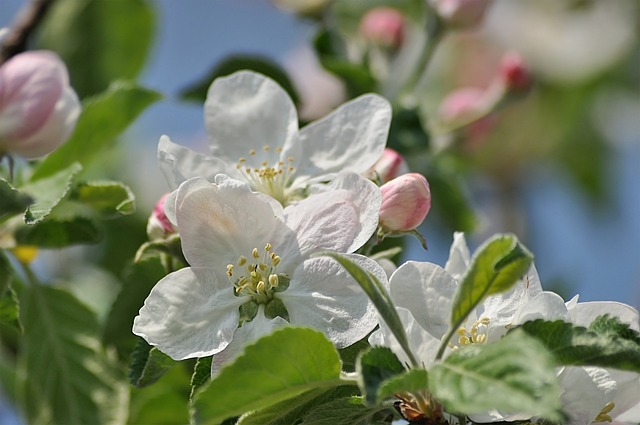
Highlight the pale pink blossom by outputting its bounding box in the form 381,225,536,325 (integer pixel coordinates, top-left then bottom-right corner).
499,52,532,91
146,193,176,240
359,7,405,49
379,173,431,232
368,148,409,183
0,51,80,158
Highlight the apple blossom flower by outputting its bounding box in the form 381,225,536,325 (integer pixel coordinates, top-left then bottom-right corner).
499,52,531,92
0,51,80,159
359,7,406,49
367,147,409,183
158,71,391,205
133,172,385,365
379,173,431,232
369,232,543,367
146,193,175,240
428,0,492,29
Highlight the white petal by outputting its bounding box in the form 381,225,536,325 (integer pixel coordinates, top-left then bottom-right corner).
294,94,391,183
514,291,570,324
282,254,382,348
157,135,238,190
568,301,640,330
132,267,244,360
284,172,380,255
204,71,298,164
389,261,457,340
175,177,290,269
444,231,470,280
608,370,640,421
558,366,616,425
211,307,288,375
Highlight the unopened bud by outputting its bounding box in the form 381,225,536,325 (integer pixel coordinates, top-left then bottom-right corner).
429,0,491,29
146,193,176,240
379,173,431,231
368,148,409,183
499,52,531,92
438,87,486,124
0,51,80,158
359,7,405,49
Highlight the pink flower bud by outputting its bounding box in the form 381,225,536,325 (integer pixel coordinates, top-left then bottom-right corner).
0,51,80,158
438,87,486,123
147,193,176,240
379,173,431,232
359,7,405,49
429,0,491,28
369,148,409,183
499,52,531,91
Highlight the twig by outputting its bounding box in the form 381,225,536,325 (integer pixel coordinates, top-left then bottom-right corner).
0,0,57,65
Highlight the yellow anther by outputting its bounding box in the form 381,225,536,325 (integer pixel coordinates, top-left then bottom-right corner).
265,243,272,252
272,256,281,266
258,263,267,271
12,245,38,264
594,401,615,423
245,167,252,173
239,157,246,163
238,256,247,266
269,274,279,287
458,336,470,345
261,161,268,166
250,271,258,279
456,328,467,337
257,281,266,293
252,248,260,258
226,264,234,276
475,334,487,344
263,145,270,151
288,157,294,162
288,166,294,172
479,317,490,325
249,149,256,155
276,147,283,152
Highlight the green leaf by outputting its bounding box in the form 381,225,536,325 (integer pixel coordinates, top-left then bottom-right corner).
134,234,184,264
102,257,167,358
318,252,418,367
300,396,395,425
377,368,429,403
190,356,212,401
21,163,82,224
520,319,640,372
588,314,640,344
14,216,101,247
38,0,155,98
238,386,360,425
31,82,162,181
447,234,533,343
0,179,32,222
0,252,20,331
70,181,136,217
356,346,405,405
129,339,177,388
429,329,563,421
180,55,299,105
129,365,191,425
191,327,345,425
339,338,370,373
20,284,129,425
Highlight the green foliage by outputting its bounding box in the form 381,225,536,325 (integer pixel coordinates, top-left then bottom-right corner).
70,181,136,217
14,216,102,247
318,252,418,366
19,284,129,425
300,396,395,425
103,257,167,358
37,0,156,98
129,338,177,388
338,337,370,373
191,327,346,425
588,314,640,344
450,233,533,333
376,368,429,403
237,386,360,425
180,55,300,105
189,356,212,400
31,81,162,181
356,346,405,404
21,162,82,224
0,179,32,222
429,329,563,422
0,252,20,331
520,319,640,372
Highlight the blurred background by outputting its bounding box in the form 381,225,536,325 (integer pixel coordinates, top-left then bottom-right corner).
1,0,638,309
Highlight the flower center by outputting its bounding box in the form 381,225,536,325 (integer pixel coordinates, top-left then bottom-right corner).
593,401,615,423
226,243,289,305
235,145,296,204
448,317,490,350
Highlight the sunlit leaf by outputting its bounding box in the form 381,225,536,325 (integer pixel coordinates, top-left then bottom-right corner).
0,179,32,222
71,181,136,217
129,338,177,388
300,396,395,425
356,346,405,405
21,163,82,224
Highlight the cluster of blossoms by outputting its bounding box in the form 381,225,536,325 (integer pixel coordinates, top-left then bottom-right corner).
136,71,640,424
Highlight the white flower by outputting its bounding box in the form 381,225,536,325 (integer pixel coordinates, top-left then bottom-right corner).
157,70,391,204
133,173,385,366
369,232,543,367
514,295,640,425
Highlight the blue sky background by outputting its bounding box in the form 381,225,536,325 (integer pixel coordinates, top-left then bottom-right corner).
1,0,638,309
